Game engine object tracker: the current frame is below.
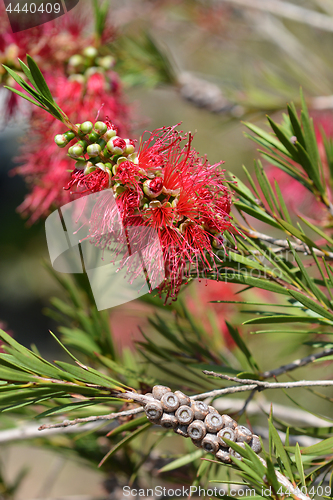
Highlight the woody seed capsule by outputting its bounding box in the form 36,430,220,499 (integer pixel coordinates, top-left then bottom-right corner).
160,413,178,429
191,401,209,420
152,385,171,400
222,415,237,429
215,448,231,464
217,427,236,447
160,392,180,412
229,442,246,460
204,412,224,433
175,405,194,425
201,434,220,454
174,391,191,406
236,425,253,443
174,425,189,437
250,435,261,454
208,405,219,414
187,420,207,441
144,401,163,422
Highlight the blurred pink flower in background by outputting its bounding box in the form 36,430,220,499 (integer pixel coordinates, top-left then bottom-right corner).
0,4,132,223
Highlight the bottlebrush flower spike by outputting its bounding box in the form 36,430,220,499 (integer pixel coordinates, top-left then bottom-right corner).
61,122,233,301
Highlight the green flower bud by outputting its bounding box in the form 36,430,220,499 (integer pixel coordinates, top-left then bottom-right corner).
96,55,115,69
116,156,128,165
88,130,100,143
68,144,84,158
80,121,93,135
68,74,85,84
63,131,75,141
84,162,96,175
115,185,127,195
97,138,106,149
85,66,103,78
54,134,68,148
83,46,98,59
90,156,102,165
104,128,117,140
76,124,85,137
87,143,102,157
68,54,84,67
95,162,107,171
127,152,138,164
68,55,84,74
94,121,107,135
102,148,112,158
77,139,87,150
125,144,135,155
124,139,135,155
75,159,87,169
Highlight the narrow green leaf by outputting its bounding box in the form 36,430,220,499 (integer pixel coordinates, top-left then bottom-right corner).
300,436,333,456
267,116,300,159
287,103,305,149
26,55,54,104
274,180,292,224
288,290,333,323
268,420,294,481
243,315,317,325
159,449,204,473
243,122,290,155
242,165,261,198
233,201,281,229
266,457,281,494
225,322,259,371
295,443,306,487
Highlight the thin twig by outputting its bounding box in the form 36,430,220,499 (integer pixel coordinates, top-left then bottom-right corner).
262,348,333,379
219,0,333,32
237,389,256,417
244,229,333,259
201,372,333,398
38,406,144,431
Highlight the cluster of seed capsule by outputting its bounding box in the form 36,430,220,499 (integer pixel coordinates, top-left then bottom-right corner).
54,120,135,179
144,386,261,463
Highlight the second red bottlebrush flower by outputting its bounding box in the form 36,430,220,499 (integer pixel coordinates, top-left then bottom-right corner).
62,122,233,301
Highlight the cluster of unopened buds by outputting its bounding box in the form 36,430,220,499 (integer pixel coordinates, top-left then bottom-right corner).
54,119,134,186
143,385,261,463
67,46,115,84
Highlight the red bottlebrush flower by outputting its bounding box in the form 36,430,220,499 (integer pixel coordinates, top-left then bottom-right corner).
61,122,233,302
